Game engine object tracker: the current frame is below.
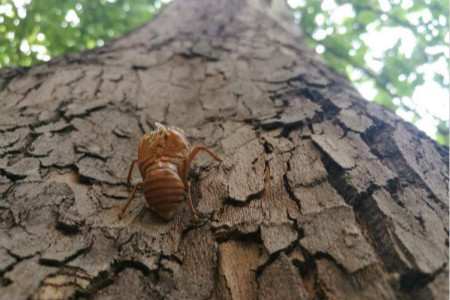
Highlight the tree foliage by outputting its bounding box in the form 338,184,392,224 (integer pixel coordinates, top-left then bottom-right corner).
0,0,448,145
290,0,449,145
0,0,161,66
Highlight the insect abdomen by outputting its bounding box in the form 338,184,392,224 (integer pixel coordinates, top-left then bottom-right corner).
143,161,185,220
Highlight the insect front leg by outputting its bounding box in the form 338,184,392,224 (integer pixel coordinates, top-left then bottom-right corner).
127,158,138,184
186,182,199,221
118,182,143,219
187,145,222,167
180,159,199,222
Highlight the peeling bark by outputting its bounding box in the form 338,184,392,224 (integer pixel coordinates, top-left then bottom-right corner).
0,0,448,299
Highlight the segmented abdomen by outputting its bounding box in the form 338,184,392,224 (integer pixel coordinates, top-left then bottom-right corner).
142,160,185,220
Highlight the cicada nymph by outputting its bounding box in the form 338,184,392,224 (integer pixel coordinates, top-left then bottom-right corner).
118,123,221,221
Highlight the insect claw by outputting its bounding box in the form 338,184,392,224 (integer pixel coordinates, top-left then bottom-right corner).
155,122,169,136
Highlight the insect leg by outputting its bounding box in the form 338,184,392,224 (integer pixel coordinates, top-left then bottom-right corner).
188,145,222,166
186,182,199,221
118,182,143,219
127,158,138,184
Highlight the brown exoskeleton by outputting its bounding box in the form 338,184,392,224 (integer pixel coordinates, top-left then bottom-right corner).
118,123,222,221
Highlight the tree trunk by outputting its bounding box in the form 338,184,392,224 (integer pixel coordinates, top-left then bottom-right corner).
0,0,448,299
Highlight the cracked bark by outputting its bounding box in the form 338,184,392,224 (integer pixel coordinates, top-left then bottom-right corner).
0,0,448,299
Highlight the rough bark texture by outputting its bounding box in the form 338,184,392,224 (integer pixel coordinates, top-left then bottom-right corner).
0,0,448,299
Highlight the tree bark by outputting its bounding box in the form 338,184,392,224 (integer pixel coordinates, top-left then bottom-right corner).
0,0,448,299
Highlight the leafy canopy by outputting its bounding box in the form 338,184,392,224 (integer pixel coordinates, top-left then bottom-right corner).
0,0,448,145
289,0,449,146
0,0,162,65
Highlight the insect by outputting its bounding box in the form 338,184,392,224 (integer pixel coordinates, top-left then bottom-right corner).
118,123,222,221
